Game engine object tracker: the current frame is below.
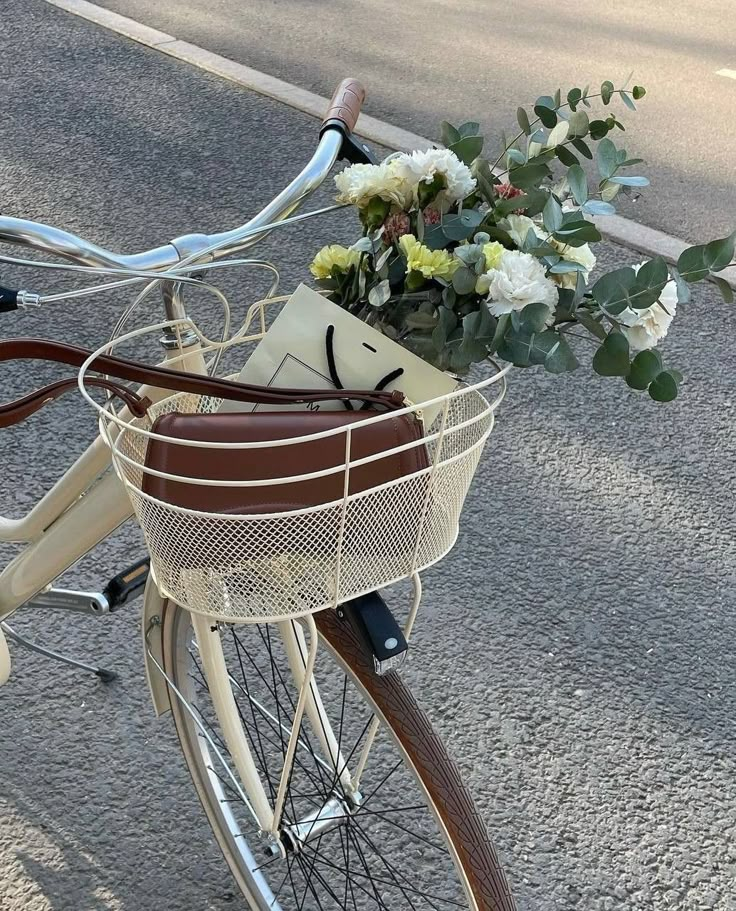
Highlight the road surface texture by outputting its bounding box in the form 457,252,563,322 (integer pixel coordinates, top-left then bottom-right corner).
94,0,736,244
1,2,735,910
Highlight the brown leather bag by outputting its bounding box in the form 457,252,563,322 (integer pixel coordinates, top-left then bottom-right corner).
142,408,427,515
0,339,428,515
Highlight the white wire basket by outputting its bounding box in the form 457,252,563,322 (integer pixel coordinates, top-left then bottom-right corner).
81,300,509,623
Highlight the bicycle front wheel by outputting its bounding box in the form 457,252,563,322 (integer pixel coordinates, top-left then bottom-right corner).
160,600,516,911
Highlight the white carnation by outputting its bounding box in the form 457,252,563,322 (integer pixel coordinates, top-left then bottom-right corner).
549,240,597,289
480,250,558,324
334,160,411,208
617,262,678,351
500,214,539,249
393,148,476,211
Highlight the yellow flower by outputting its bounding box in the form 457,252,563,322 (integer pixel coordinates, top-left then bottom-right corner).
482,242,504,271
399,234,460,281
309,244,362,280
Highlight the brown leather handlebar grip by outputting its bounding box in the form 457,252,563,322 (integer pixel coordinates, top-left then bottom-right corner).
321,78,365,135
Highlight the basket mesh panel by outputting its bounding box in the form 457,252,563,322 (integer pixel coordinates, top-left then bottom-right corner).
108,385,495,622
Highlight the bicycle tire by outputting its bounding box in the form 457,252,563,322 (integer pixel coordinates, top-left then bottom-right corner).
160,599,516,911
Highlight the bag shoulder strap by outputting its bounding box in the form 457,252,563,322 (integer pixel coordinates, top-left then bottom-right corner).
0,338,405,428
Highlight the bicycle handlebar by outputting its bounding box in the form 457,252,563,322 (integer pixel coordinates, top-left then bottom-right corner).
320,79,366,137
0,79,366,272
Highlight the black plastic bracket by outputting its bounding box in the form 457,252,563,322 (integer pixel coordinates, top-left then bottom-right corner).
337,591,408,674
338,132,379,165
320,123,377,166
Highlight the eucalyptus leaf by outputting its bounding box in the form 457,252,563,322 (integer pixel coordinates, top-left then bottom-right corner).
374,247,393,272
457,121,481,138
534,104,558,128
712,275,734,303
507,148,526,166
548,260,587,274
609,175,650,187
417,172,446,209
556,146,578,167
592,331,630,376
454,243,484,267
626,349,663,390
668,266,691,304
591,266,637,315
442,286,457,309
547,121,569,147
542,194,564,232
463,306,495,342
516,107,532,135
488,311,510,355
449,135,484,166
589,119,610,141
596,138,618,179
601,80,614,105
442,209,485,241
567,164,588,205
535,95,556,109
508,162,549,190
576,310,608,340
619,91,637,112
567,87,582,110
472,157,498,203
519,301,554,333
350,236,375,254
496,330,536,367
440,121,461,147
571,138,593,159
581,199,616,216
404,311,439,330
544,333,579,374
368,280,391,308
422,225,447,251
553,220,600,246
452,266,478,295
629,257,669,309
555,288,577,320
677,231,736,283
568,111,590,138
648,369,680,402
632,85,646,100
600,180,622,202
432,306,458,352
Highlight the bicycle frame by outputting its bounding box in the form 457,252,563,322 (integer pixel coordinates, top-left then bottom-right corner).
0,124,368,838
0,333,366,837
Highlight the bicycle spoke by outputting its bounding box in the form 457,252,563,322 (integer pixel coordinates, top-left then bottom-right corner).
304,837,466,908
176,618,472,911
351,815,429,911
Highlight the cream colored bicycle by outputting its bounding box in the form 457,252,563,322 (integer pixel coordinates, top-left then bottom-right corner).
0,80,516,911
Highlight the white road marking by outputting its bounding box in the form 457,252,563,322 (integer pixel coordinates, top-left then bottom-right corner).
43,0,736,288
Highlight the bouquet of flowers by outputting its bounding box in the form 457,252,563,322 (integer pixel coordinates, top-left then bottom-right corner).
310,81,734,401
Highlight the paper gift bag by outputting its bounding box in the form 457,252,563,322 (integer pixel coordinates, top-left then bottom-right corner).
222,284,456,427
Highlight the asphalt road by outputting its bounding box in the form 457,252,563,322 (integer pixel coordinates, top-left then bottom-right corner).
1,2,735,911
93,0,736,244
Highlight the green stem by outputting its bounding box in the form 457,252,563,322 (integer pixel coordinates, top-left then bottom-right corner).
490,90,608,173
558,328,599,347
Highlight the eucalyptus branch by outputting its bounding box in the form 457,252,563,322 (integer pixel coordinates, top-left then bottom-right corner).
557,328,600,346
490,90,610,172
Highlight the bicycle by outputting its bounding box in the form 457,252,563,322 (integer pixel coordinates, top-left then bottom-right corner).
0,80,516,911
